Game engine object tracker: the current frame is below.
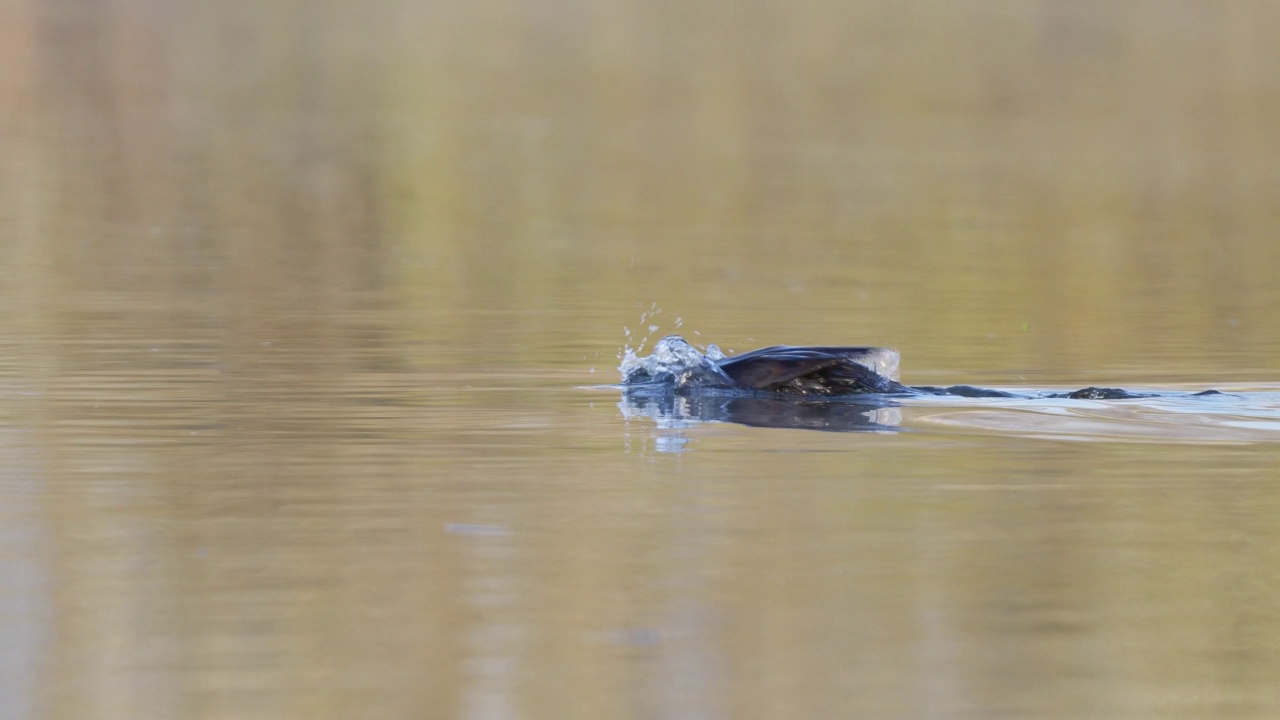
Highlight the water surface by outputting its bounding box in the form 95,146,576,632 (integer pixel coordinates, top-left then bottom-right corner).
2,1,1280,718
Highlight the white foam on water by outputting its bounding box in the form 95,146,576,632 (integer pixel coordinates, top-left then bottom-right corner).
619,335,734,389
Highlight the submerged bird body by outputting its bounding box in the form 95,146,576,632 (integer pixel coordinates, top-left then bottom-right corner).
621,336,914,396
714,345,912,396
622,336,1148,400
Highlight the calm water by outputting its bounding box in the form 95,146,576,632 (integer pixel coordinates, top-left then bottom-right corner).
3,1,1280,718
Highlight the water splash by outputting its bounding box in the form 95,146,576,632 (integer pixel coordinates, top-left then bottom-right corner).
620,304,666,360
619,335,734,389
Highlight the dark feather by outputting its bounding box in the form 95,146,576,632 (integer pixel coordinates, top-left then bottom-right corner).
716,346,910,395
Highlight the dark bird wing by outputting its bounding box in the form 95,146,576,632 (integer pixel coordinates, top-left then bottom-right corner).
716,346,909,395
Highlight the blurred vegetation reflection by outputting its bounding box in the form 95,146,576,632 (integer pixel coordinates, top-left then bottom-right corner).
1,0,1279,718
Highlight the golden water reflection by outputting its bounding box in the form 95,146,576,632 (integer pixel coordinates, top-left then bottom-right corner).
2,0,1280,718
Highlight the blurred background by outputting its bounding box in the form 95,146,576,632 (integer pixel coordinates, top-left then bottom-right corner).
5,0,1280,373
1,1,1279,718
